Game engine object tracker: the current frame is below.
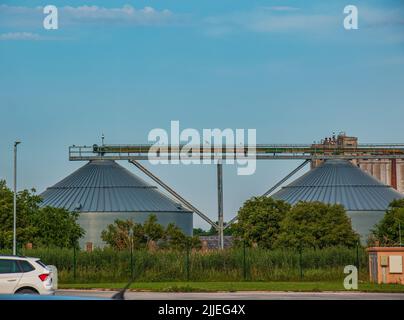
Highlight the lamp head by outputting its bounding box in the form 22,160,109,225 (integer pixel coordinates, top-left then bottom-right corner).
14,141,21,146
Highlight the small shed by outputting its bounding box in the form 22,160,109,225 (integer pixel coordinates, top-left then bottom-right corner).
367,247,404,284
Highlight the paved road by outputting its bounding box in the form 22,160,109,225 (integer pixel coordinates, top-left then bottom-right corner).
56,290,404,300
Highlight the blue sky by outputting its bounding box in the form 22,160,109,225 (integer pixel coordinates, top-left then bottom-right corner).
1,0,404,228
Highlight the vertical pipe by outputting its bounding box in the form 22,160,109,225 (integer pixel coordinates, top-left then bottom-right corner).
375,162,381,181
217,162,224,249
391,159,397,190
400,162,404,193
13,143,18,256
380,162,385,184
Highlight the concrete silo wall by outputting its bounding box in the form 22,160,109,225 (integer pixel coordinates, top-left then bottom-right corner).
78,211,193,248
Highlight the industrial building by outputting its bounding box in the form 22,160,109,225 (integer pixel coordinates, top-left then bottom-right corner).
311,133,404,193
357,159,404,194
272,159,404,242
40,160,193,247
46,134,404,249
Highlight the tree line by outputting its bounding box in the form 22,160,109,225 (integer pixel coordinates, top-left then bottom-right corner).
232,197,404,249
1,179,403,250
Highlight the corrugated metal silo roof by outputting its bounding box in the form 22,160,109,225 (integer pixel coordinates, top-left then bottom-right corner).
40,160,191,213
272,159,404,211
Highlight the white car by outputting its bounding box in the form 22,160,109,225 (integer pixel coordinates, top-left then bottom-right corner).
0,255,54,295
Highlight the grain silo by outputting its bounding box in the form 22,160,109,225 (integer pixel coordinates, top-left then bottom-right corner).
272,159,404,243
40,160,193,247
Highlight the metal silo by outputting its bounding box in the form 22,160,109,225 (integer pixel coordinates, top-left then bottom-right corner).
40,160,193,247
272,159,404,243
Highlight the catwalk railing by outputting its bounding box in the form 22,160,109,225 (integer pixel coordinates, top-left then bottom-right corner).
69,143,404,161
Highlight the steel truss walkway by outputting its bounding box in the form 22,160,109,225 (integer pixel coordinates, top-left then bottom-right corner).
69,143,404,161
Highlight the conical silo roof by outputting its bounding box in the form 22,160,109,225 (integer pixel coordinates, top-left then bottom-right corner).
272,159,403,211
40,160,191,213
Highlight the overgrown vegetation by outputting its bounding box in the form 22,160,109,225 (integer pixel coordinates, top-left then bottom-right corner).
101,215,201,250
0,180,84,249
0,246,368,283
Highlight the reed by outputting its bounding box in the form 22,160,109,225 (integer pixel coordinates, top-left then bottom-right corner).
0,246,368,283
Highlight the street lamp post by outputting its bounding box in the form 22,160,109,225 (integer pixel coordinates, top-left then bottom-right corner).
13,141,21,256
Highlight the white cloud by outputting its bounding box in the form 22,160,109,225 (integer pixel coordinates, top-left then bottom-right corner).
204,8,338,36
262,6,300,12
359,6,404,28
248,13,335,33
61,5,173,25
0,32,41,40
0,4,176,28
0,5,42,28
1,4,403,37
203,5,404,36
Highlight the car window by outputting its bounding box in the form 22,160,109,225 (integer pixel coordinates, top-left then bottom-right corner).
35,260,48,269
18,260,35,272
0,259,21,274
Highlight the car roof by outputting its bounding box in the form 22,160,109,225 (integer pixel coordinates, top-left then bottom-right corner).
0,255,39,261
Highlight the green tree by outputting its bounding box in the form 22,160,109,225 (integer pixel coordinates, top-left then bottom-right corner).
193,222,235,237
193,228,209,236
0,181,39,248
101,219,146,250
0,180,83,249
143,214,165,243
276,201,359,249
166,223,201,250
32,207,84,248
233,196,291,249
370,199,404,246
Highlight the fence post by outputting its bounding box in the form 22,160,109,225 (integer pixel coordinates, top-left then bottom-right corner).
130,241,134,280
128,228,135,281
73,246,77,281
186,244,190,281
243,240,247,281
356,241,360,271
299,245,303,280
16,241,21,256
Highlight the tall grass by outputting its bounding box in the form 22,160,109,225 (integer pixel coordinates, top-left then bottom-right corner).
0,246,368,283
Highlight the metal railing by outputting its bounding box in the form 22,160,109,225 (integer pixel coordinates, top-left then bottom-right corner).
69,143,404,161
